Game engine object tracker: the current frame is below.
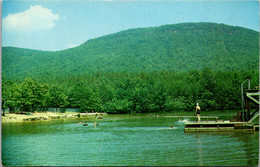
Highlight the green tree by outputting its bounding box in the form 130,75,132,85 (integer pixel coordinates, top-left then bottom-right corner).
45,85,67,108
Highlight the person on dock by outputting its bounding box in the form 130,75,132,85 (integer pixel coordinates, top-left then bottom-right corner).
196,103,201,122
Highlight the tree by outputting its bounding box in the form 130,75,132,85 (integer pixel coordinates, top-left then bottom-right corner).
68,82,100,112
45,85,67,108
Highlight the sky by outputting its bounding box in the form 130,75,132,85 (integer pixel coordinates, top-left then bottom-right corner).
2,0,259,51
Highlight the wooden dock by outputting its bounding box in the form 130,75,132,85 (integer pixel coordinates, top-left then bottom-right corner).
184,80,259,132
164,116,218,121
184,120,258,132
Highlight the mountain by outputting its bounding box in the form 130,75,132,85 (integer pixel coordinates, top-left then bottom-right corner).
2,22,259,80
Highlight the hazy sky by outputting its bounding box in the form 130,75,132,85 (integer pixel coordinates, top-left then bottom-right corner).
2,0,259,51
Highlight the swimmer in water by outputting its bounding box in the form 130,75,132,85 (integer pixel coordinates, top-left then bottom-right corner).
94,122,99,127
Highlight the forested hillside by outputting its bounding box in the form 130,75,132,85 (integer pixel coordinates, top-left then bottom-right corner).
2,22,259,113
2,22,259,80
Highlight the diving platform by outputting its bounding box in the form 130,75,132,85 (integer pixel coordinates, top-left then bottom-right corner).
184,120,256,132
184,79,259,132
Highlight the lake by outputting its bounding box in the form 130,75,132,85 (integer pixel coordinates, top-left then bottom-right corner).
2,111,259,166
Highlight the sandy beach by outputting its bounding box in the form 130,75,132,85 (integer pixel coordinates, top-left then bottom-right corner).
1,112,106,123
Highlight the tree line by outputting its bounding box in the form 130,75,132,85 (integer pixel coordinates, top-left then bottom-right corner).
2,68,259,114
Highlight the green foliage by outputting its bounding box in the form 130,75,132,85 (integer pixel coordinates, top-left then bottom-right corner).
2,23,259,114
2,69,259,113
45,85,67,108
2,23,259,80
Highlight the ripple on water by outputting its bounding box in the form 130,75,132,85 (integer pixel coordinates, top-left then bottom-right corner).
2,113,259,166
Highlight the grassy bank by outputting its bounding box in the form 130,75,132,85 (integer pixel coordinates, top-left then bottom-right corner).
1,112,107,123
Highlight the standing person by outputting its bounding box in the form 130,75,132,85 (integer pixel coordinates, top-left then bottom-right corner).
196,103,201,122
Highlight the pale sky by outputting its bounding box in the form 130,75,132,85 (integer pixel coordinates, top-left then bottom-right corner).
2,0,259,51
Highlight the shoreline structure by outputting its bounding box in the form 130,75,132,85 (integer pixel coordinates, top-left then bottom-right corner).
1,112,106,123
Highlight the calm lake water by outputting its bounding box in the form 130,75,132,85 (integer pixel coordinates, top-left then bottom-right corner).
2,111,259,166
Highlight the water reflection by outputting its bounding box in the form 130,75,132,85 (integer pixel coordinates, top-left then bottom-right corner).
2,112,259,166
194,133,204,166
185,131,259,166
232,132,259,166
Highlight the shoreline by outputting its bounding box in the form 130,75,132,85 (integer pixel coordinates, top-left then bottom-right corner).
1,112,107,123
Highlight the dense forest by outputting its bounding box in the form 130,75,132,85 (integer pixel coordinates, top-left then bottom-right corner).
2,68,259,113
2,23,259,114
2,23,259,80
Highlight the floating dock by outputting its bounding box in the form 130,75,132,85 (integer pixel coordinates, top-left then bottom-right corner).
185,80,259,132
184,120,257,132
164,116,218,121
